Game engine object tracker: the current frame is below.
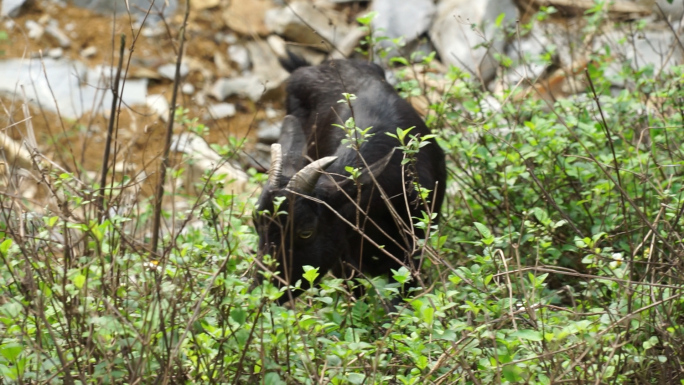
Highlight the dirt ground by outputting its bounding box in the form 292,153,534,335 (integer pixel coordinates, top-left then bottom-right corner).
1,1,276,199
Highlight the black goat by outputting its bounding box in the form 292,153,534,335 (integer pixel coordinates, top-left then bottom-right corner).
254,58,446,302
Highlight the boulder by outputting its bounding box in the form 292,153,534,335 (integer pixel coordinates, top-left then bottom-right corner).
265,1,353,52
429,0,518,82
371,0,435,58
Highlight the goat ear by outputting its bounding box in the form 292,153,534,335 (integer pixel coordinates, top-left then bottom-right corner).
317,148,396,196
278,116,308,177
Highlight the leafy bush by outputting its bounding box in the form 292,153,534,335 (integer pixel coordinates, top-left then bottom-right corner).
1,7,684,385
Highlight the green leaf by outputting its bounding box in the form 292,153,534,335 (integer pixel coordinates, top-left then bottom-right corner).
264,372,286,385
0,343,23,362
73,274,86,289
0,239,11,256
230,308,247,325
302,266,320,285
512,329,543,341
502,364,523,382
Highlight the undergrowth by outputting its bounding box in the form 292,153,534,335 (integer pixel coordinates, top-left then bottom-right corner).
1,4,684,385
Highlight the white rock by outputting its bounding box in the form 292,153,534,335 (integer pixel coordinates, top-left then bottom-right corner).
26,20,44,40
170,132,250,195
246,40,289,91
146,94,170,122
211,75,265,102
0,58,148,119
654,0,684,21
158,63,190,80
45,22,72,48
597,25,684,85
265,106,278,119
228,44,251,71
265,1,353,52
80,46,98,58
371,0,436,57
224,33,239,45
257,121,281,144
48,47,64,59
429,0,518,82
2,0,28,17
182,83,195,94
205,103,237,119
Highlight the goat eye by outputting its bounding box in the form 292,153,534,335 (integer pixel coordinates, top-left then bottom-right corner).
299,230,313,239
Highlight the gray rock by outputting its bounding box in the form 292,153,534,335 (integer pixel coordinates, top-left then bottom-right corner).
205,103,237,120
654,0,684,21
227,44,251,71
246,40,289,91
0,58,148,119
26,20,44,40
257,121,282,144
371,0,435,57
597,25,684,85
211,75,265,102
265,1,353,52
158,62,190,80
429,0,518,83
69,0,177,22
170,132,249,195
45,22,72,48
2,0,30,17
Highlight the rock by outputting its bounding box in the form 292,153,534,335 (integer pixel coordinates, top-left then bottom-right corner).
146,94,170,122
158,63,190,80
70,0,177,22
182,83,195,94
80,46,98,58
222,0,271,36
257,121,282,144
429,0,518,83
329,27,368,59
265,106,279,119
246,40,290,92
213,51,232,76
191,0,220,10
268,34,326,66
141,26,165,38
44,22,72,48
0,58,148,119
371,0,436,57
211,75,265,102
265,1,353,52
227,44,251,71
266,34,288,58
654,0,684,20
597,25,684,86
170,132,250,195
250,142,273,171
2,0,30,17
503,21,558,87
26,20,44,40
205,103,237,120
223,33,239,45
48,47,64,59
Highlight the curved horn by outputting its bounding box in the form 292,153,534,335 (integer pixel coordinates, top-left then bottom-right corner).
268,143,283,188
286,156,337,194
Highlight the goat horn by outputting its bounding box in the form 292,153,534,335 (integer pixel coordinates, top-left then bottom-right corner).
286,156,337,194
268,143,283,188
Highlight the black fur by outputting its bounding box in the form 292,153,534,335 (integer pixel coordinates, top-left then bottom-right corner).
254,59,446,302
